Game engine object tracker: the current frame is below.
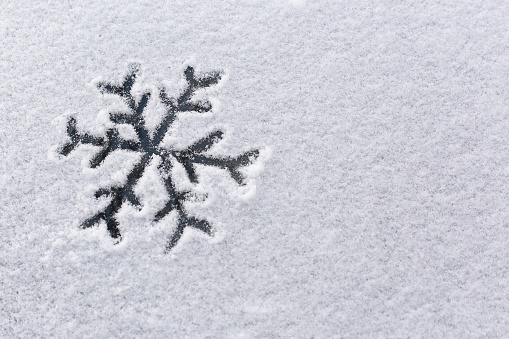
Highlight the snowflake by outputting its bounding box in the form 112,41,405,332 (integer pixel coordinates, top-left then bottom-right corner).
60,63,259,252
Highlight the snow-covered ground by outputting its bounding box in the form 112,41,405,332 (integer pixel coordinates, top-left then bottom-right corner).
1,1,509,337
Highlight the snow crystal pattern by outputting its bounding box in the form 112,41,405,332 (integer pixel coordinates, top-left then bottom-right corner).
60,63,259,252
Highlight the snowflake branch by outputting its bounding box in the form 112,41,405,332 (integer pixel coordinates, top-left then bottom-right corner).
173,132,259,185
83,151,148,238
81,187,123,239
153,66,222,146
60,117,105,156
97,63,141,111
109,112,136,125
153,168,184,222
98,63,152,146
164,212,212,252
154,164,212,251
150,88,178,146
89,129,140,168
188,130,224,153
121,154,150,207
190,150,259,185
170,131,224,183
177,66,221,112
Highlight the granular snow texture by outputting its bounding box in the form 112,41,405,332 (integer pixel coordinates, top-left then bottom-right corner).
1,0,509,337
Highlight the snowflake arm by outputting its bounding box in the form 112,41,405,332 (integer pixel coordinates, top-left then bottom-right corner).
171,131,224,183
177,66,222,112
172,131,260,185
82,156,146,240
152,67,222,146
153,165,213,252
157,134,258,251
97,63,140,111
190,149,260,185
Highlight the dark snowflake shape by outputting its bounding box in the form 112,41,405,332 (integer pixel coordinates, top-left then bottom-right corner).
60,63,259,252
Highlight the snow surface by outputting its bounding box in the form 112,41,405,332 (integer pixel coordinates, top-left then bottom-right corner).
1,0,509,337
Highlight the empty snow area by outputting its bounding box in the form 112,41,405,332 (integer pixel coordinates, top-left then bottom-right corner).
1,0,509,337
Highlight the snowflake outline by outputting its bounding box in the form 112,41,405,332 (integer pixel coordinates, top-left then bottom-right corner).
60,63,259,252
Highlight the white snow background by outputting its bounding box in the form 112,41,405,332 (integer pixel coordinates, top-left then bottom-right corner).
1,0,509,337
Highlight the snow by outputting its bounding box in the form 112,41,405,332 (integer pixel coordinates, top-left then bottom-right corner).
2,0,509,337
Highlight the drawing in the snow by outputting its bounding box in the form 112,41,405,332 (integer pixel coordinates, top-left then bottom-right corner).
59,62,260,252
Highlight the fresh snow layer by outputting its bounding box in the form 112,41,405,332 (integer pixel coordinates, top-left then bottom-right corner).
2,0,509,337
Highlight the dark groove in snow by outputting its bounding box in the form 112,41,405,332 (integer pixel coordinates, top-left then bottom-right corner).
60,63,259,252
